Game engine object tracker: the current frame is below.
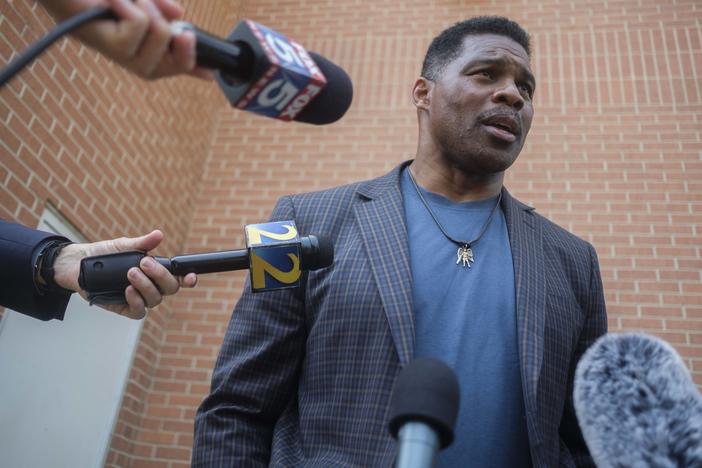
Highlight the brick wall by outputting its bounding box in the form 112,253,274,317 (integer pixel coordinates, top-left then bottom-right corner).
2,0,701,466
1,1,231,466
149,1,702,466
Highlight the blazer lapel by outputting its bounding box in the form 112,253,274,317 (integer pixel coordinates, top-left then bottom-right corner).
502,188,546,450
353,163,415,365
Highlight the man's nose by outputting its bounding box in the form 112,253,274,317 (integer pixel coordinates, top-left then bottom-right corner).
492,81,524,111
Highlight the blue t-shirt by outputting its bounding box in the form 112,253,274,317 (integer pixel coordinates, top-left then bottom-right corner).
401,168,531,467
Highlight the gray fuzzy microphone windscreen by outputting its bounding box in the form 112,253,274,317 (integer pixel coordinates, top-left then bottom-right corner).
574,333,702,468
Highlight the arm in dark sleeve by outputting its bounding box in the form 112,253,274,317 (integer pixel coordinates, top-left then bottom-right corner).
558,243,608,467
0,220,72,321
192,197,306,467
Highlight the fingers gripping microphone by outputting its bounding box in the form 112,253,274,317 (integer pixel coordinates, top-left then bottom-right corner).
388,358,460,468
574,333,702,468
172,20,353,125
78,221,333,305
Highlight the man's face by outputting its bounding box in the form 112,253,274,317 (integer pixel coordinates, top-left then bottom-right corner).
422,33,535,175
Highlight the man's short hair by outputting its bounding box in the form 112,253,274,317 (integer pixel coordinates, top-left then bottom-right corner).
421,16,531,80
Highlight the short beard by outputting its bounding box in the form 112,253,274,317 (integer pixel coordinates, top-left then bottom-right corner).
440,126,523,176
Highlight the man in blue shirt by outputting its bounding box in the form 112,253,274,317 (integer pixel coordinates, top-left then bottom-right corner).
398,17,538,466
194,16,607,467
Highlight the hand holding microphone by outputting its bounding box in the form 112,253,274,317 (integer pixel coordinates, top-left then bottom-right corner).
38,0,213,80
79,221,333,306
5,2,353,123
48,229,197,320
171,19,353,124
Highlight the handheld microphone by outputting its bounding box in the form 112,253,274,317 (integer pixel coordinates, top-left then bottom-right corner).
78,221,333,305
171,20,353,125
574,333,702,468
388,358,460,468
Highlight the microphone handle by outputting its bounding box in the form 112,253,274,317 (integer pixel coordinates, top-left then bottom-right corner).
395,422,440,468
168,250,249,275
170,21,253,81
78,249,249,305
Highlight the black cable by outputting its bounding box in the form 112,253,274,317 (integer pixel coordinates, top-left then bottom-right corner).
0,6,116,88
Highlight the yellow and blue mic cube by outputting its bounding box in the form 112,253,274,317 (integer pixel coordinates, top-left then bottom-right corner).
245,221,302,292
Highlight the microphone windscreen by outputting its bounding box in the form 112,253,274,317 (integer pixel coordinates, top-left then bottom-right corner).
314,235,334,269
299,235,333,271
574,333,702,468
294,52,353,125
388,357,460,448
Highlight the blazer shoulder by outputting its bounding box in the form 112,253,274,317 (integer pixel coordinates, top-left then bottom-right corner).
528,210,603,309
278,169,399,238
283,181,364,236
530,209,598,260
288,179,366,208
286,162,404,212
504,193,595,256
285,171,394,218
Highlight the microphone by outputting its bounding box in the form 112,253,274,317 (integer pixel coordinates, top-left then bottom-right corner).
78,221,333,305
171,20,353,125
574,333,702,468
388,358,460,468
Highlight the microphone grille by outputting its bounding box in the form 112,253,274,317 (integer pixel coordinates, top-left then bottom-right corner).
294,52,353,125
574,333,702,468
300,235,334,271
388,357,460,449
314,235,334,268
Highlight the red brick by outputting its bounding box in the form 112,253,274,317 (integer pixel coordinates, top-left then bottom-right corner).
620,318,665,329
132,460,169,468
640,306,685,318
140,431,176,445
666,320,702,331
156,447,190,460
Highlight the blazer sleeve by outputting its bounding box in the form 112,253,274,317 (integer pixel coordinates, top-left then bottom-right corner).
0,220,72,321
558,243,608,467
192,196,306,467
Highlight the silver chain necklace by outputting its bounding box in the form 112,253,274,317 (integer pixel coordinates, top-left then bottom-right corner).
407,167,503,268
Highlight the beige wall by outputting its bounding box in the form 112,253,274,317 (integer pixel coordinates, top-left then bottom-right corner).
2,1,701,466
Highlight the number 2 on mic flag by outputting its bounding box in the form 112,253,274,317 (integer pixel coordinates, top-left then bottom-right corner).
245,221,302,292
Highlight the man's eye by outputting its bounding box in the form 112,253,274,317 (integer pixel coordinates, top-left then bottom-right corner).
468,70,493,79
519,84,533,98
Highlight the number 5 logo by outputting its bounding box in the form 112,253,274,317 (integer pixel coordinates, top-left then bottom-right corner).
257,79,300,111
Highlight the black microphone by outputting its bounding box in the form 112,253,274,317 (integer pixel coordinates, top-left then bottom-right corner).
171,20,353,125
388,358,460,468
79,221,333,305
574,333,702,468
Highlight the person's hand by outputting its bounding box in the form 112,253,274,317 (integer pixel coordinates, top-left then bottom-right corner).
52,230,197,319
40,0,213,80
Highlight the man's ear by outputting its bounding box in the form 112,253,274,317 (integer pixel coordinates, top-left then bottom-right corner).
412,78,432,110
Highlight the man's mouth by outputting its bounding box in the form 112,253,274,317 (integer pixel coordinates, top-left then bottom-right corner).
480,114,520,143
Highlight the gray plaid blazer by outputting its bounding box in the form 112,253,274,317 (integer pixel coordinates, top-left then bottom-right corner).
193,161,607,467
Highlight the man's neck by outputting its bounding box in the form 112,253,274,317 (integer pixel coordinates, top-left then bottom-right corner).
409,157,505,203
